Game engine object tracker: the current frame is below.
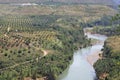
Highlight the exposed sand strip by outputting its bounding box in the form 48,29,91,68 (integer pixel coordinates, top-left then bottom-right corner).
87,51,102,66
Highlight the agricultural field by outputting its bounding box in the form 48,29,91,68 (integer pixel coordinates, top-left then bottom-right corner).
0,4,117,80
0,14,90,80
0,15,61,67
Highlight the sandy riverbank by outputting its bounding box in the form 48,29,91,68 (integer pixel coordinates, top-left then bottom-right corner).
87,51,102,66
84,28,106,66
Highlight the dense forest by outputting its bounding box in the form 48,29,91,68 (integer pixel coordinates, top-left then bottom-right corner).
94,7,120,80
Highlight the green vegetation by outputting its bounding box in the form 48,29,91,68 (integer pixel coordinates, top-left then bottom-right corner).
94,6,120,80
0,4,116,80
90,10,120,36
0,14,90,80
94,36,120,80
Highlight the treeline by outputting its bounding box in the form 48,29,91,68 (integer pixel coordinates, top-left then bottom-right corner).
94,6,120,80
88,8,119,36
94,36,120,80
0,15,90,80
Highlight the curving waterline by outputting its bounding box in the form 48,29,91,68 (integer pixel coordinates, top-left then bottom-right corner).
58,28,107,80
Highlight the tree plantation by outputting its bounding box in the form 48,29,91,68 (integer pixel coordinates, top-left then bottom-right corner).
0,3,118,80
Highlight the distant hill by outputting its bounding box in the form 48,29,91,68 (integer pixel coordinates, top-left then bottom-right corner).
0,0,116,5
113,0,120,4
52,0,115,5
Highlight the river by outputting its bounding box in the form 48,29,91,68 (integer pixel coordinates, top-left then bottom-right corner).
58,28,107,80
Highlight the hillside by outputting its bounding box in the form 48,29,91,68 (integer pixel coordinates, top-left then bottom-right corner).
94,7,120,80
0,2,118,80
0,4,117,22
0,15,90,80
52,0,115,5
0,4,93,80
0,0,116,5
94,36,120,80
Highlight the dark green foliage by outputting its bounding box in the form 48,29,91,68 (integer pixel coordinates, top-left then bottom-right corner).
94,6,120,80
0,15,90,80
94,37,120,80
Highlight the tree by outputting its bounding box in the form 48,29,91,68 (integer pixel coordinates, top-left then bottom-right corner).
112,6,120,35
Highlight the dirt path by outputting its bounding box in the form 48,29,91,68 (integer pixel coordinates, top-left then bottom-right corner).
42,50,48,56
0,60,33,71
0,46,48,71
